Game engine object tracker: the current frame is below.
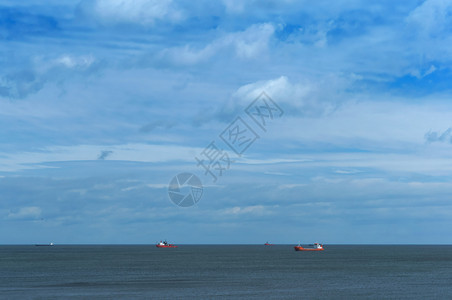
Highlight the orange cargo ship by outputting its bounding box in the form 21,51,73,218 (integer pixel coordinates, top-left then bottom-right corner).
294,243,324,251
156,240,178,248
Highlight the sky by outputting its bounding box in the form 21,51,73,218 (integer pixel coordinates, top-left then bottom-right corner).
1,0,452,244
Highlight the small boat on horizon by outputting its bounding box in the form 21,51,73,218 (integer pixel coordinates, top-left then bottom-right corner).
264,242,274,246
35,243,54,247
294,243,324,251
156,240,177,248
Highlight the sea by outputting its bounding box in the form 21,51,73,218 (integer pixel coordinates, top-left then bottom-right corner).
0,245,451,299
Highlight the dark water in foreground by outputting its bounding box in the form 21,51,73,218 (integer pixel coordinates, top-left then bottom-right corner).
0,245,451,299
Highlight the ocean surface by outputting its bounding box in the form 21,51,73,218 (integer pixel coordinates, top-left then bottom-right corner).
1,245,451,299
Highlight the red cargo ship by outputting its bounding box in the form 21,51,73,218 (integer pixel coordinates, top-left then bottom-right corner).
156,240,178,248
294,243,324,251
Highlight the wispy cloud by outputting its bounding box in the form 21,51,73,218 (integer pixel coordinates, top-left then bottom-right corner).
7,206,42,221
79,0,184,26
159,23,275,65
221,205,274,216
139,120,175,133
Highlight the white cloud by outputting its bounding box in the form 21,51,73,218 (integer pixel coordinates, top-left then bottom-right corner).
222,205,274,215
404,0,452,70
406,0,452,37
264,171,291,176
114,182,168,193
222,0,297,14
146,183,169,189
424,64,437,76
229,75,348,117
231,23,275,58
53,55,95,69
334,169,361,174
7,206,42,220
222,0,246,13
0,53,98,99
409,64,437,79
239,158,311,165
88,0,183,25
160,23,275,64
234,76,304,102
278,183,307,189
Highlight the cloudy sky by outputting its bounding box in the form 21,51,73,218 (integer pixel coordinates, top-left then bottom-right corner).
1,0,452,244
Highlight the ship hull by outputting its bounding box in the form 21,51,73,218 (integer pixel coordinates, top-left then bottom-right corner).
294,246,324,251
156,245,177,248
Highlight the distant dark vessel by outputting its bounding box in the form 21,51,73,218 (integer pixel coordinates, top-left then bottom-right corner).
35,243,54,247
264,242,274,246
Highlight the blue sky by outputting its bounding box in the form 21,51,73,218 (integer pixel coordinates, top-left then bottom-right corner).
1,0,452,244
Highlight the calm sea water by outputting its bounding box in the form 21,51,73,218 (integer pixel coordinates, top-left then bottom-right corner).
0,245,451,299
